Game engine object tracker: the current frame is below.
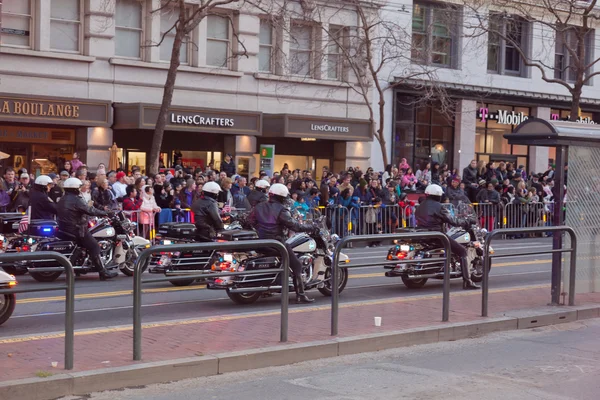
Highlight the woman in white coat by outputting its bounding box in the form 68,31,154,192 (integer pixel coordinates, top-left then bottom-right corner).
140,185,161,238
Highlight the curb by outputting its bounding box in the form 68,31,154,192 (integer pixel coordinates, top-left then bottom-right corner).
1,304,599,400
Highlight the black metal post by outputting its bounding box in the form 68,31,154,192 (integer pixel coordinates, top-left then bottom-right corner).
552,146,567,305
483,226,576,316
133,240,289,361
331,232,452,336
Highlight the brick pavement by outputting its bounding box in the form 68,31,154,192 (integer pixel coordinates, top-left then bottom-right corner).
1,285,599,382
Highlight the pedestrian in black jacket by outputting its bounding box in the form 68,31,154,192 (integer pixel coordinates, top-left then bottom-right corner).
220,154,236,177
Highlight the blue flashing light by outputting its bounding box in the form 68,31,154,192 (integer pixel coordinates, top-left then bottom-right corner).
42,227,53,233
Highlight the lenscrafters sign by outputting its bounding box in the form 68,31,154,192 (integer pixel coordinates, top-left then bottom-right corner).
170,113,235,127
310,124,350,133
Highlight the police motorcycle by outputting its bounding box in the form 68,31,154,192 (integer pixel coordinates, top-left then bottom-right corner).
4,211,149,282
384,203,494,289
148,209,257,287
0,269,17,326
205,207,350,305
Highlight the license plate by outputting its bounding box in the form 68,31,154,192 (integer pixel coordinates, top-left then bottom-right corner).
223,254,233,262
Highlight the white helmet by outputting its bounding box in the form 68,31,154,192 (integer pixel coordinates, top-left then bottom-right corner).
35,175,53,186
424,184,444,197
255,179,270,189
203,181,222,194
269,183,289,197
63,177,83,189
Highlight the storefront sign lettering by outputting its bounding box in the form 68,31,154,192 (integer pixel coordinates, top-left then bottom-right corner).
0,126,74,144
170,113,234,127
310,124,350,133
550,113,596,124
478,107,529,125
0,101,80,118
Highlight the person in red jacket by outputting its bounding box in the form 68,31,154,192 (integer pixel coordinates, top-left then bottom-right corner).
122,185,142,222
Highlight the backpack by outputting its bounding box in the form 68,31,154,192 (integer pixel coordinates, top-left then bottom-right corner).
365,207,377,224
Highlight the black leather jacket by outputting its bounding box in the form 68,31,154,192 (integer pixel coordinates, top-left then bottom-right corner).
57,192,108,237
247,189,267,208
30,187,57,220
191,196,223,240
415,197,465,232
249,199,313,242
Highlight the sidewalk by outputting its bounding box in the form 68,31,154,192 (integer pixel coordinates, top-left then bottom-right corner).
1,285,600,383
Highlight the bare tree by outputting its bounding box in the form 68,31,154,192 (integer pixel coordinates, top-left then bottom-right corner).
300,0,454,167
464,0,600,121
145,0,250,174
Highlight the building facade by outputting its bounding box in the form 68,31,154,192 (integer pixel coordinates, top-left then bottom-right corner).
0,0,372,176
374,0,600,175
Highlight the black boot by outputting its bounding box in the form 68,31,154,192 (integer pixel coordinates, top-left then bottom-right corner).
460,256,479,290
93,255,117,280
293,276,314,304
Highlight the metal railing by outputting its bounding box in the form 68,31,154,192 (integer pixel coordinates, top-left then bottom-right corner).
330,232,453,336
482,226,577,317
132,239,290,361
0,252,75,369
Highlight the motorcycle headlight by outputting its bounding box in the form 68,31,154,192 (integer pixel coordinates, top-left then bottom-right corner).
330,234,340,244
480,228,488,235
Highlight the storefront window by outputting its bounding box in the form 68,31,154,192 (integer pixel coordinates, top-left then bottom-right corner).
475,103,530,166
393,94,454,170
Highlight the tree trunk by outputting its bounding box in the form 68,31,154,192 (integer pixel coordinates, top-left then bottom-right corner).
570,89,581,122
377,95,389,167
148,27,184,174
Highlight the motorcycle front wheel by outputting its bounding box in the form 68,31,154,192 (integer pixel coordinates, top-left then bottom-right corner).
470,257,488,283
401,276,428,289
318,267,349,296
119,248,148,277
0,294,16,325
226,290,262,305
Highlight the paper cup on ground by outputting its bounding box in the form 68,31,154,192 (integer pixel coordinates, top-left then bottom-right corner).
374,317,382,327
51,361,58,368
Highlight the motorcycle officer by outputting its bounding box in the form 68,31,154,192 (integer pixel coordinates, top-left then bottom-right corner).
249,183,318,304
29,175,57,220
191,181,224,241
56,178,118,280
247,179,270,208
415,184,479,290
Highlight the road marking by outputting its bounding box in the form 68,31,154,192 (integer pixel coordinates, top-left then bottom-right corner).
0,284,550,344
16,285,207,304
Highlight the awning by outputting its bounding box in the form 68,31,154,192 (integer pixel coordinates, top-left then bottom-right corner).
263,114,372,141
506,118,600,148
113,103,262,136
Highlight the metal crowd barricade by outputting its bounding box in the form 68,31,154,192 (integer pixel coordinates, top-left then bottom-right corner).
471,202,503,231
502,202,552,231
0,252,75,369
482,226,577,317
330,232,453,336
401,204,418,228
132,239,290,361
356,204,401,235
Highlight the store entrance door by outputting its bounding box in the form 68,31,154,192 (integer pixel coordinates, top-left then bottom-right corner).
0,143,28,173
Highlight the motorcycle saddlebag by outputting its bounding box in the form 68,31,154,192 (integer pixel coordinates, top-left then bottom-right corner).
0,213,23,234
28,220,59,237
37,240,76,254
216,229,258,241
158,222,197,238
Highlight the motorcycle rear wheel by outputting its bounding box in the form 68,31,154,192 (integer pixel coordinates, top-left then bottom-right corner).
30,271,62,283
401,276,428,289
226,290,262,305
0,294,16,326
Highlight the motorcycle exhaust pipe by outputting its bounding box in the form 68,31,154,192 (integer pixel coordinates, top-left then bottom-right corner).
165,270,208,276
227,286,282,293
27,266,85,272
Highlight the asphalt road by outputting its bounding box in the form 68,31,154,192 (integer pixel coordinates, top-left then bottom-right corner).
66,317,600,400
1,238,556,338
